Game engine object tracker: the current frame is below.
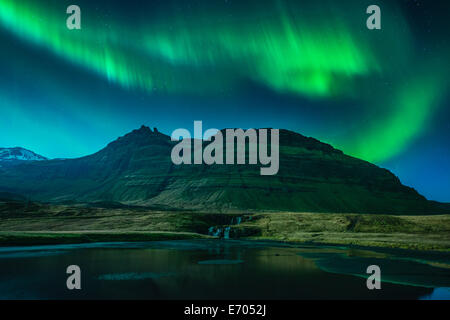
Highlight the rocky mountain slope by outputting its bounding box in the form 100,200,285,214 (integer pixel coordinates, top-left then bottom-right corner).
0,126,444,214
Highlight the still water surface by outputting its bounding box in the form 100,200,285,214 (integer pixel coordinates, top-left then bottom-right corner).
0,240,448,299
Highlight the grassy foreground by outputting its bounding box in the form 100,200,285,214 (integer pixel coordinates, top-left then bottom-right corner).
0,200,449,250
234,213,450,251
0,231,210,246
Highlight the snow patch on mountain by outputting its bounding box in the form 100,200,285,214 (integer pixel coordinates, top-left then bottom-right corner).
0,147,47,161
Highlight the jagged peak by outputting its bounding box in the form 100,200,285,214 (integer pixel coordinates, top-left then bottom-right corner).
100,125,170,153
128,125,163,136
135,125,152,133
122,125,155,139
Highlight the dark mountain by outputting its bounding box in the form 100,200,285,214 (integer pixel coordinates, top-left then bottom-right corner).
0,126,444,214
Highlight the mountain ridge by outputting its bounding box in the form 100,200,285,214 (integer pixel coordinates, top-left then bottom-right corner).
0,126,445,214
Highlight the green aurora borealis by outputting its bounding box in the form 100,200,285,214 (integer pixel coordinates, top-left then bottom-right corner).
0,0,449,200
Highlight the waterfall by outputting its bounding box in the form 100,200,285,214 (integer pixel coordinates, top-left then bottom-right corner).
208,215,244,239
208,226,222,237
223,227,231,239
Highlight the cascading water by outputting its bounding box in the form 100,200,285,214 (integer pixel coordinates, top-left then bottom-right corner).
223,227,231,239
208,215,245,239
208,226,222,237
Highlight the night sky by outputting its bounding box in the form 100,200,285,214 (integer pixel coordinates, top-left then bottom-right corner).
0,0,449,201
